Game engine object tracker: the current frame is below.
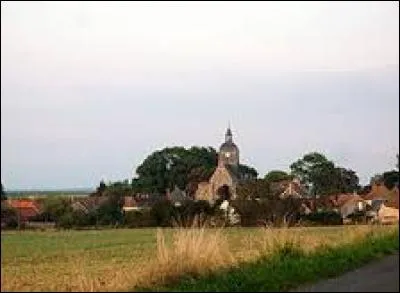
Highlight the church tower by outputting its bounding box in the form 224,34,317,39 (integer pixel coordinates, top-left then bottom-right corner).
218,126,239,168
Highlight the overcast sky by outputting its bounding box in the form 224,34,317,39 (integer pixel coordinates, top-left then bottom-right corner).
1,1,399,190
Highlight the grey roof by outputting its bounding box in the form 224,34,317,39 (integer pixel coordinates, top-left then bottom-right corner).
219,141,239,153
225,165,239,182
170,186,186,201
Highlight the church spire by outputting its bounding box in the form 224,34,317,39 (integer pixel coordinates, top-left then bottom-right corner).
225,124,233,143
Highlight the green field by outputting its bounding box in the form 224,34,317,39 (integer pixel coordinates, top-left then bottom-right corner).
1,225,398,292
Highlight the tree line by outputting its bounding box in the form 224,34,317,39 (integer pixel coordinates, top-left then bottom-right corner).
1,149,398,229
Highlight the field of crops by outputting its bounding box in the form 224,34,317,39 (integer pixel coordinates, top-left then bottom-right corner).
1,225,398,292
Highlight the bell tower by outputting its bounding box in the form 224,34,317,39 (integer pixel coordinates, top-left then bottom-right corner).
218,126,239,168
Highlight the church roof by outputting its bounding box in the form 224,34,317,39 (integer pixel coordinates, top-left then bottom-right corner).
225,165,239,182
219,141,239,153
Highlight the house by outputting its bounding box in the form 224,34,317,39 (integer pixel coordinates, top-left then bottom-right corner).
270,178,306,199
131,194,160,210
5,199,41,223
362,185,399,224
365,199,399,224
122,196,141,212
71,196,108,214
377,204,399,224
363,182,396,202
361,182,399,224
167,186,188,207
337,194,365,219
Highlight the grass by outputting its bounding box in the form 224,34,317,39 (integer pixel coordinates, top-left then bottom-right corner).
1,225,398,292
143,226,399,292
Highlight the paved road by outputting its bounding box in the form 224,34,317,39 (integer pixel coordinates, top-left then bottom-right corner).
292,253,399,292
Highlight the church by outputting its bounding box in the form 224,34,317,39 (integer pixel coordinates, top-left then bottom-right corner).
194,127,242,203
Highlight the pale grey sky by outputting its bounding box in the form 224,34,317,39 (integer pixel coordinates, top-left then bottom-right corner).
1,1,399,190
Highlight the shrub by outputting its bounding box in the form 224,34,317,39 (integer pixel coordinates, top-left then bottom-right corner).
302,210,343,226
123,210,156,228
1,203,18,229
230,199,302,227
57,212,75,229
150,199,218,228
150,199,174,227
171,200,216,227
230,200,270,226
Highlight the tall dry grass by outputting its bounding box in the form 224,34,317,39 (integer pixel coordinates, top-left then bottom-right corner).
1,224,398,292
138,227,235,288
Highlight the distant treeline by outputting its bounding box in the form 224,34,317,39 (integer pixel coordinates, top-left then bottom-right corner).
5,190,93,197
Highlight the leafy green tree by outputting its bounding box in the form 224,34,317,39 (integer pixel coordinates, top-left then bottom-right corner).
290,152,360,196
1,183,6,201
236,179,272,200
264,170,291,183
150,199,174,227
97,180,107,193
1,201,17,228
370,174,384,186
238,164,258,180
290,152,331,195
40,197,72,223
94,192,124,226
382,170,399,189
333,167,360,193
132,146,218,194
132,146,258,195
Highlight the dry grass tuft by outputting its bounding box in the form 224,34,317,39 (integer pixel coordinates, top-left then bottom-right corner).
133,227,235,289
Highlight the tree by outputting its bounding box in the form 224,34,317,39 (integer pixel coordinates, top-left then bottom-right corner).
150,199,174,227
1,201,18,228
290,152,331,195
1,183,6,201
131,146,259,195
236,179,272,200
333,167,360,193
97,180,107,193
382,170,399,189
238,164,258,180
40,197,72,223
264,170,291,183
95,194,124,226
132,146,218,194
370,174,384,186
290,152,360,196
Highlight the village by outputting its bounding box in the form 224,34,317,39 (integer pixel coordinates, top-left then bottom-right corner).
1,2,398,292
2,127,399,229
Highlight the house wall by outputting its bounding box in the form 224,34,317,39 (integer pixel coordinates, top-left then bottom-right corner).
378,205,399,224
340,200,364,218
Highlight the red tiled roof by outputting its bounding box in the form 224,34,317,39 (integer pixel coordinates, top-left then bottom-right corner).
325,193,363,208
123,196,137,207
363,183,391,200
5,200,41,222
385,187,399,209
7,199,41,212
18,208,40,221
